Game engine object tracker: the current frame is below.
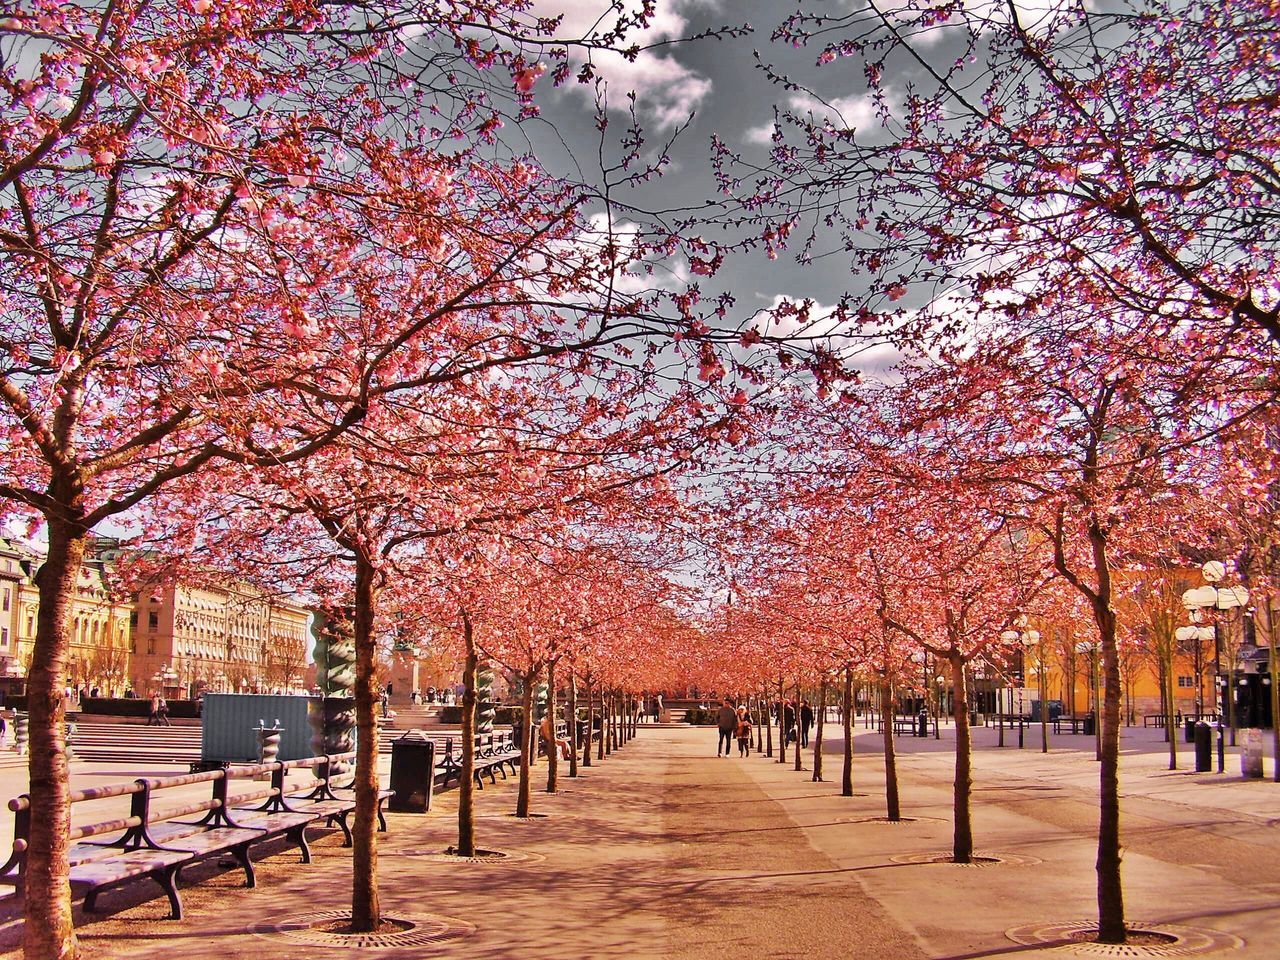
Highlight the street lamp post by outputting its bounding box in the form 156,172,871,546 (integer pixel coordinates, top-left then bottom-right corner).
1075,640,1102,761
1182,560,1249,747
1002,616,1046,753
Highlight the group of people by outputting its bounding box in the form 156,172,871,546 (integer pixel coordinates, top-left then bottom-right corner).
146,693,170,726
779,698,816,748
715,698,754,757
715,697,817,757
407,685,465,706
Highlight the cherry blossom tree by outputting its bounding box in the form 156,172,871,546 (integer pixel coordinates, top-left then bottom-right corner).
0,2,748,951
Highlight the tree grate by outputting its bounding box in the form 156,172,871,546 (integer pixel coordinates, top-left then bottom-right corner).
890,851,1042,866
390,847,545,865
1005,920,1244,957
254,910,476,950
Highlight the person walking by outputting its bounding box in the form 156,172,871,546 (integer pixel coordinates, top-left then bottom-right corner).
735,704,752,757
782,699,796,746
653,693,663,723
148,693,161,726
800,699,815,748
156,695,170,726
716,697,738,757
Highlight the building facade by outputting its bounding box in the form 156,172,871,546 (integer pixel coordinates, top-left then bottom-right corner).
1,535,133,696
131,580,312,698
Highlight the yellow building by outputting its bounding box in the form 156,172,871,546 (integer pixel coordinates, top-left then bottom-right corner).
131,579,312,698
1,535,133,696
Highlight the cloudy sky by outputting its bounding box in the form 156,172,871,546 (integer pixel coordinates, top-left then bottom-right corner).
522,0,893,329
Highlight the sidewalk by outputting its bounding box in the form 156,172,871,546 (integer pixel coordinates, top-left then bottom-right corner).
0,726,1274,958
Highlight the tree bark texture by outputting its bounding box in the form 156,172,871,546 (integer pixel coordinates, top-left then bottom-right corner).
842,667,854,796
1089,523,1127,943
777,678,787,765
596,686,606,761
583,678,594,767
950,653,973,863
812,680,826,782
881,680,901,821
545,660,558,793
567,672,579,779
793,683,804,771
516,669,535,817
350,553,382,930
456,612,478,856
25,513,85,960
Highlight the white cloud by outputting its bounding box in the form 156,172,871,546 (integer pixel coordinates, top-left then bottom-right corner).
532,1,714,129
746,90,890,144
753,294,903,375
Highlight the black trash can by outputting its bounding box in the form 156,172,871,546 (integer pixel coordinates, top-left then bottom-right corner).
1194,721,1213,772
917,710,928,738
1184,717,1197,743
1082,713,1096,737
388,731,436,813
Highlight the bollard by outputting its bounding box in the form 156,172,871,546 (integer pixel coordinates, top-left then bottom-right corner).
14,712,28,756
917,710,928,738
256,719,283,776
1194,721,1212,772
1018,721,1025,749
1216,722,1225,774
1240,727,1264,779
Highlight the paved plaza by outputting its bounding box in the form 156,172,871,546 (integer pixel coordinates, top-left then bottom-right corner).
0,723,1276,959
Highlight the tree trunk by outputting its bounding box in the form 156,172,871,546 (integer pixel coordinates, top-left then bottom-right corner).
597,686,606,761
516,668,536,817
1088,524,1126,944
567,672,579,779
583,678,594,767
812,680,827,782
603,692,613,756
349,553,382,931
793,683,804,771
1163,657,1177,771
546,660,558,793
456,613,478,856
25,512,85,960
777,678,787,765
881,679,900,821
842,667,854,796
1271,631,1280,783
761,691,770,756
950,653,973,863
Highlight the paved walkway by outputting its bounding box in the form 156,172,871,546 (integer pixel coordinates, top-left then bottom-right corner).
0,724,1276,958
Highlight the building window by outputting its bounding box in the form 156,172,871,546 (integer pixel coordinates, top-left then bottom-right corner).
2,587,9,611
1,627,8,647
1177,676,1194,688
148,611,158,630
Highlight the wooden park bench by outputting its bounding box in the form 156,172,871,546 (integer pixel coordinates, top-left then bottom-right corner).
1053,714,1094,735
0,752,388,920
435,731,521,789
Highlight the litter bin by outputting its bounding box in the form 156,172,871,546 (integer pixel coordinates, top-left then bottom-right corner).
1083,713,1096,737
917,710,928,738
1184,716,1196,744
388,731,436,813
1194,721,1213,772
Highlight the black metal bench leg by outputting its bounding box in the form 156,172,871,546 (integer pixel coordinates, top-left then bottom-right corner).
334,812,353,847
158,864,184,920
232,842,256,888
290,825,312,864
83,888,100,913
376,803,387,833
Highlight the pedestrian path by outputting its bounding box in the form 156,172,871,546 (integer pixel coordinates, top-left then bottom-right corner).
0,726,1276,959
